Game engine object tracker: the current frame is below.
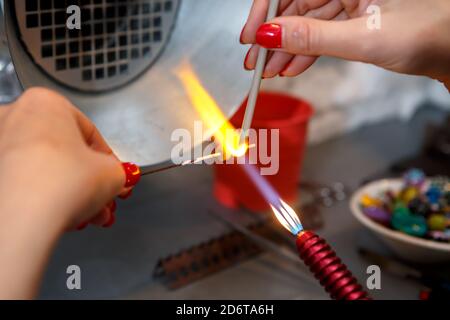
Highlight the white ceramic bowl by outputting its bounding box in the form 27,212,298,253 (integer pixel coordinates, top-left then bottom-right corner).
350,179,450,263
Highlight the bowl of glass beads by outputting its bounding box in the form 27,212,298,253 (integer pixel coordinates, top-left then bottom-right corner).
350,169,450,263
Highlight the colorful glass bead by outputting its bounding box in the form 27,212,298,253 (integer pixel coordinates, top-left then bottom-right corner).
428,230,450,242
403,169,426,188
360,171,450,243
392,208,427,237
427,214,448,231
363,207,391,225
430,177,449,190
400,187,419,204
393,204,410,216
360,194,383,208
426,186,441,205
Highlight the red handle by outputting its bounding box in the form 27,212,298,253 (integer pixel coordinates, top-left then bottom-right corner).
122,162,141,188
296,231,370,300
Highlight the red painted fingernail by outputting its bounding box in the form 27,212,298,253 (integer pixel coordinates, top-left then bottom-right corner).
122,162,141,188
279,61,292,77
119,189,133,199
244,50,251,70
103,212,116,228
256,23,282,49
77,222,88,231
239,24,246,44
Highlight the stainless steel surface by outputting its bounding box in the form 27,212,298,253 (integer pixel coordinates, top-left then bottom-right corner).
4,0,253,167
0,2,21,104
14,0,180,92
239,0,279,143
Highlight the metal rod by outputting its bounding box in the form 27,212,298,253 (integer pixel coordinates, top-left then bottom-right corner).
141,152,223,176
140,163,184,176
239,0,280,145
141,144,256,176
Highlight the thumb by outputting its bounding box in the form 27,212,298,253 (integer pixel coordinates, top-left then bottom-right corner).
94,155,126,203
256,16,379,63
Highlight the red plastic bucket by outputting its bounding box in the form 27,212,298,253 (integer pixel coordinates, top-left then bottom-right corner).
213,91,314,212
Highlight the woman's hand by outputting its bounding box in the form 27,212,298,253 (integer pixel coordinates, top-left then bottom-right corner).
0,88,127,230
0,88,127,298
241,0,450,89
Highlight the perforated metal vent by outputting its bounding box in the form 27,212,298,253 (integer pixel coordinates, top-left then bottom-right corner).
14,0,179,92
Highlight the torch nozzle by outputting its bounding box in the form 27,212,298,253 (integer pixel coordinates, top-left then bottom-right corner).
296,231,371,300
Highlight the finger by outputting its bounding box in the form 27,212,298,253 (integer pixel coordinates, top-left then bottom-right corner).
256,16,377,63
242,0,335,44
278,7,346,77
340,0,362,18
248,45,275,71
261,0,299,76
241,0,293,44
280,1,297,16
70,106,132,197
244,45,260,71
103,211,116,228
334,9,349,21
90,208,111,227
264,0,342,77
90,201,117,227
280,55,317,76
103,201,117,228
304,0,343,19
92,154,127,203
118,188,133,199
264,52,294,78
295,0,330,15
71,107,114,155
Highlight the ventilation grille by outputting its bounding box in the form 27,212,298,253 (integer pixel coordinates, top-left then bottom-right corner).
15,0,179,92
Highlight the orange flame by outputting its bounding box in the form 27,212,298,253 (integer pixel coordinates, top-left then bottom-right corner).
176,63,248,158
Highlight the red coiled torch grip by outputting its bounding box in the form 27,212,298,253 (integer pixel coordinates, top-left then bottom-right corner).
296,231,370,300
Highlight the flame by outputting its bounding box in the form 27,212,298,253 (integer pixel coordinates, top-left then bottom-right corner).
176,63,303,235
176,63,248,158
270,199,303,235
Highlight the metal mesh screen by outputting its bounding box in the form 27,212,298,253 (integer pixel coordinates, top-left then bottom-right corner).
15,0,179,92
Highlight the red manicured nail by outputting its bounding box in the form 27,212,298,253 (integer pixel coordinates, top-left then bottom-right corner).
239,24,246,44
119,189,133,199
103,212,115,228
103,201,117,227
77,222,88,231
244,50,251,70
122,162,141,188
279,61,292,76
256,23,282,49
